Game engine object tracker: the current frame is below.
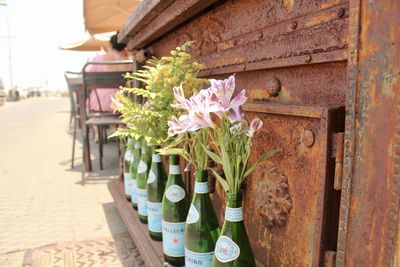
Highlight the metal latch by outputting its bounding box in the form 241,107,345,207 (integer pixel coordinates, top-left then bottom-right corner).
332,132,344,190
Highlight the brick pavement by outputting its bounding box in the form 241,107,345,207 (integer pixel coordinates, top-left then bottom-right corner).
0,98,143,267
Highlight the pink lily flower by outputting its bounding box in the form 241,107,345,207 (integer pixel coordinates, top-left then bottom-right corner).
187,96,216,130
246,118,263,137
209,75,247,121
168,115,193,136
171,85,191,110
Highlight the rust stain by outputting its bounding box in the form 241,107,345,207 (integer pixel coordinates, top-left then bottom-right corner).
306,8,342,28
282,0,295,12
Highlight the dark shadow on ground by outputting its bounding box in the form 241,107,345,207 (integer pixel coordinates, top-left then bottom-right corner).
60,127,120,185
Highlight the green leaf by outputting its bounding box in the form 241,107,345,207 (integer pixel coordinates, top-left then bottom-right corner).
108,128,131,139
201,144,222,165
209,168,229,192
158,148,190,162
243,148,281,178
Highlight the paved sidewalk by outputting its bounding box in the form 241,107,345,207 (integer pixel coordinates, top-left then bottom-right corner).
0,98,142,266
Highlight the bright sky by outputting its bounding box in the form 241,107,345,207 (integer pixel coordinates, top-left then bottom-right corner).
0,0,97,90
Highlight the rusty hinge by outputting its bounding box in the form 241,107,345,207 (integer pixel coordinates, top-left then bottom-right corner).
332,132,344,190
324,251,336,267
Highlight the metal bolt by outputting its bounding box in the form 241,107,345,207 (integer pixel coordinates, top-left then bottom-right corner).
136,49,150,63
290,21,297,30
301,130,315,147
337,7,345,18
305,55,312,63
266,77,281,97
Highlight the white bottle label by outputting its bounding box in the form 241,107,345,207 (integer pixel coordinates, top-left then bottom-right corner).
186,204,200,224
124,172,131,195
137,188,148,216
165,185,185,202
194,182,208,194
225,207,243,222
147,201,162,233
169,165,181,175
162,220,185,257
147,169,156,184
152,154,162,162
215,235,240,263
185,248,213,267
131,179,137,204
137,161,147,174
124,151,133,161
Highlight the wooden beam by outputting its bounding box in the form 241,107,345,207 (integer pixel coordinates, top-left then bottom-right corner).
108,180,164,267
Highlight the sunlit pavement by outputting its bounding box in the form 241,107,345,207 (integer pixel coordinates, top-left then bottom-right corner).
0,98,143,266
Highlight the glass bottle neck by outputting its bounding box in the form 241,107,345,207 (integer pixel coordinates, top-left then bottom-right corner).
225,193,243,222
226,193,243,208
194,170,208,194
169,154,180,165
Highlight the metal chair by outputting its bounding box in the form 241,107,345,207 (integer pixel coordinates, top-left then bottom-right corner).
64,71,83,169
81,60,132,183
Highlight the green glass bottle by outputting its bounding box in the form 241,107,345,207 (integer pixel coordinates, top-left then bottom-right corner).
123,138,133,201
147,146,167,241
130,140,141,210
136,142,151,224
185,170,220,267
212,193,255,267
162,154,190,266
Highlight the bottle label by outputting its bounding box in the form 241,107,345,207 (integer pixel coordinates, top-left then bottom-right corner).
152,154,161,162
186,204,199,224
169,165,181,175
128,176,136,196
215,235,240,263
124,151,133,161
225,207,243,222
131,179,137,204
124,172,131,195
147,169,156,184
162,220,185,257
194,182,209,194
185,248,213,267
137,188,148,216
137,161,147,174
165,185,185,202
147,201,162,233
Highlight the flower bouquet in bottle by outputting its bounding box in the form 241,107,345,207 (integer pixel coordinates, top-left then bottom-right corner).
164,75,279,266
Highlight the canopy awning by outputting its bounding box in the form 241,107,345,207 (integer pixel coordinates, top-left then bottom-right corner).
84,0,141,35
59,35,108,51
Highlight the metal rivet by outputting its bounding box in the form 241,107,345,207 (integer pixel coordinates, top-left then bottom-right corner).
290,21,297,30
266,77,281,97
136,49,150,63
337,7,345,18
305,55,312,63
301,130,315,147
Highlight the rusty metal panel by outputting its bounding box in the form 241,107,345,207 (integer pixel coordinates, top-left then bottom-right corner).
142,0,349,108
147,0,348,75
211,102,344,266
336,0,400,266
120,0,354,266
211,63,347,106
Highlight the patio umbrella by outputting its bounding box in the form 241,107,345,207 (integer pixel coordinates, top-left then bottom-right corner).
84,0,141,35
59,34,108,51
